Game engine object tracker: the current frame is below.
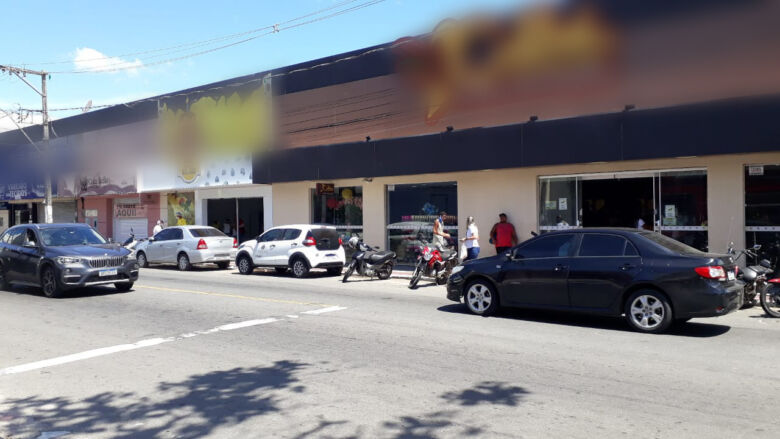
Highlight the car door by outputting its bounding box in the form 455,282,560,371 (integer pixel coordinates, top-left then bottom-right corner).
162,228,185,262
15,228,42,284
253,229,283,266
499,233,576,307
147,228,172,262
271,228,302,265
567,234,642,310
0,228,24,283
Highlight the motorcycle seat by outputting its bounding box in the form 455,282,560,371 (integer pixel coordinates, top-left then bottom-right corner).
439,250,456,260
368,251,396,263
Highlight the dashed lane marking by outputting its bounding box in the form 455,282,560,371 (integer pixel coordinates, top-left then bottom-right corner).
135,284,333,307
0,308,346,376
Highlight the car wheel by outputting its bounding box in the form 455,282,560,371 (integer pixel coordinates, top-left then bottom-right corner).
327,267,342,276
115,282,133,292
237,255,254,275
177,253,192,271
136,251,148,268
216,261,230,270
465,279,498,316
41,265,64,298
291,258,310,278
0,263,8,290
625,290,673,334
274,267,288,274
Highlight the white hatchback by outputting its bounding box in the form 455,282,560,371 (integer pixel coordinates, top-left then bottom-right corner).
235,224,345,278
135,226,237,271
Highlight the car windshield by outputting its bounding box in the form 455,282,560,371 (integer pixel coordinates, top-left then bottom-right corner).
639,232,702,255
40,227,107,247
189,228,227,238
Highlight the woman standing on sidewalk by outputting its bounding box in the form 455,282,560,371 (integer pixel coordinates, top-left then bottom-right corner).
461,216,480,261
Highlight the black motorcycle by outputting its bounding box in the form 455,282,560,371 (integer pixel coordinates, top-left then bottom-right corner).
728,242,775,308
342,237,396,282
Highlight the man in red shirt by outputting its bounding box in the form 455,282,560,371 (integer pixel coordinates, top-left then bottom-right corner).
490,213,518,255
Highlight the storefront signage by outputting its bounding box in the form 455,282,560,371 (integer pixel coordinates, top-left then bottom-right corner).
114,204,148,218
558,198,568,210
748,165,764,176
84,209,98,217
664,204,676,219
316,183,335,195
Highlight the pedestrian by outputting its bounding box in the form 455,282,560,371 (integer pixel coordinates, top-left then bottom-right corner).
153,219,164,235
460,216,480,261
432,211,450,249
223,218,233,236
490,213,518,255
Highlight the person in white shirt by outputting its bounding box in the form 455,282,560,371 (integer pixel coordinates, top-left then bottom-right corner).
152,220,164,235
636,218,646,230
461,216,480,261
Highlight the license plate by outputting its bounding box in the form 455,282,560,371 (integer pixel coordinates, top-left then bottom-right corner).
99,268,118,277
326,253,337,258
727,271,735,281
215,253,229,258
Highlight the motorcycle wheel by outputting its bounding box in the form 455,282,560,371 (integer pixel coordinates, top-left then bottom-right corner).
342,262,356,283
408,264,423,289
760,284,780,318
377,263,393,280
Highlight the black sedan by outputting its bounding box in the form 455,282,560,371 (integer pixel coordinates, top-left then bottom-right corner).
447,229,743,333
0,223,139,298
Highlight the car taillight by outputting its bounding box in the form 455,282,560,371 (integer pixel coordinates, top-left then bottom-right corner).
695,265,726,280
197,239,208,250
303,236,316,246
233,238,238,248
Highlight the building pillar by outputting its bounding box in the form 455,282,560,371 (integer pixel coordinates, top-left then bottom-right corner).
362,181,385,247
707,158,745,257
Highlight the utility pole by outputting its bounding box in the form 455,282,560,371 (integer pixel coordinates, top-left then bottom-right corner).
0,65,53,223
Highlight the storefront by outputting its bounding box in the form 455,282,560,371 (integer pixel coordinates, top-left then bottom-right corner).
195,185,273,244
745,164,780,266
310,184,364,257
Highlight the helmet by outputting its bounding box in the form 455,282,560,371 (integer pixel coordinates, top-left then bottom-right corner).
348,236,360,249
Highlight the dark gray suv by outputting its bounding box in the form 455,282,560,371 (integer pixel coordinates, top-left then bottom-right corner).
0,223,139,298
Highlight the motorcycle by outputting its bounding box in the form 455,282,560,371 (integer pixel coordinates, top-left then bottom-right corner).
727,242,775,308
408,238,458,289
121,228,145,257
760,277,780,318
342,237,396,282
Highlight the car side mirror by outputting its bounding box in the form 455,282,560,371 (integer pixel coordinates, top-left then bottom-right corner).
148,237,155,242
108,237,113,243
508,248,521,260
23,241,37,248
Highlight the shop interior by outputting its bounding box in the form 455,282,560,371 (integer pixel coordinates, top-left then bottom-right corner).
207,197,264,244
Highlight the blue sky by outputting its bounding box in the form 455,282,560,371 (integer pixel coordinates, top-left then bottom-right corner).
0,0,526,126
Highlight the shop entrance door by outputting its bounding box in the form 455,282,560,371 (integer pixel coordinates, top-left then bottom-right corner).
206,197,264,243
581,177,655,229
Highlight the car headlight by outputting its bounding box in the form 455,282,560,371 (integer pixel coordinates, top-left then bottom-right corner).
451,265,464,275
56,256,84,265
126,252,137,261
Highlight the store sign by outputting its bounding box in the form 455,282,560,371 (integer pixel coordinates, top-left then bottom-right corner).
748,165,764,176
84,209,98,217
316,183,335,195
114,204,147,218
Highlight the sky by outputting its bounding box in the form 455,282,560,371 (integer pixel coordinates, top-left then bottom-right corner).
0,0,527,131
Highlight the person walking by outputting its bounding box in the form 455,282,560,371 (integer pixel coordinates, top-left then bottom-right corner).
152,219,164,235
432,211,450,249
461,216,480,261
490,213,518,255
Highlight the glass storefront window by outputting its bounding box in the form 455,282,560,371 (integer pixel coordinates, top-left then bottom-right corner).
539,177,579,231
745,164,780,266
658,170,708,251
312,186,364,258
386,182,458,264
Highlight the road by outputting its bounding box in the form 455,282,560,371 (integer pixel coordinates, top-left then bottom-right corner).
1,266,779,438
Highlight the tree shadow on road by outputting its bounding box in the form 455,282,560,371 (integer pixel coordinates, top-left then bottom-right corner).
437,304,731,338
1,360,308,438
440,381,529,407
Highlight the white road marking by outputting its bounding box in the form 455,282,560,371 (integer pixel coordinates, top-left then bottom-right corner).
301,306,348,315
36,432,71,439
0,307,344,376
287,315,299,318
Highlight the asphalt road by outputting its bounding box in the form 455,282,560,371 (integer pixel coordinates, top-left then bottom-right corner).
1,266,779,439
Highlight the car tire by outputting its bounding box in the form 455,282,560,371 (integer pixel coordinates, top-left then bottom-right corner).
237,255,254,275
177,253,192,271
0,262,8,291
464,279,499,316
624,289,673,334
327,267,342,276
115,282,133,292
41,265,64,298
274,267,288,274
136,251,148,268
216,261,230,270
291,257,310,278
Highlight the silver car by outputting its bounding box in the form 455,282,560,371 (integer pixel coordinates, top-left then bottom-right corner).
135,226,237,271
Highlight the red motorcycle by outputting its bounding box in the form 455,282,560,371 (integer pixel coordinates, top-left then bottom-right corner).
408,239,458,289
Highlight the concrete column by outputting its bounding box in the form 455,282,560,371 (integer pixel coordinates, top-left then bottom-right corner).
362,181,386,247
707,158,745,256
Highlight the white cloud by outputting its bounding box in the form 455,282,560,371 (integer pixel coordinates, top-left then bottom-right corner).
73,47,143,75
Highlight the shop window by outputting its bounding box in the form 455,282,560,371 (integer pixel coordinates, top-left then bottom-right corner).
658,170,708,252
539,177,579,230
311,186,363,257
745,164,780,266
386,182,458,264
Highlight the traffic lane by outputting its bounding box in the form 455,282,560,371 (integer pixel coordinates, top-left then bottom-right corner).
2,295,778,439
0,276,340,370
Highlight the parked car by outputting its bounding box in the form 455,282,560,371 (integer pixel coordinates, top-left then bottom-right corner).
0,224,139,298
446,228,743,333
135,226,237,271
235,224,345,278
